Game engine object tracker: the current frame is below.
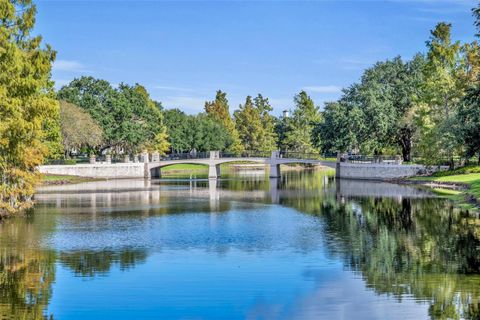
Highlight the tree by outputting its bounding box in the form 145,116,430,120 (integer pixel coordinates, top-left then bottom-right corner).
458,85,480,162
205,90,243,153
316,101,363,154
0,0,58,215
282,91,320,153
234,94,277,153
59,100,104,155
234,96,262,151
192,114,233,152
58,77,169,154
41,111,64,160
416,23,471,165
163,108,194,153
254,94,277,152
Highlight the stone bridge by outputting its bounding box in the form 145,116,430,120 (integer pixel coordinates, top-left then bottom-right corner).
39,151,335,179
38,151,447,180
147,151,336,179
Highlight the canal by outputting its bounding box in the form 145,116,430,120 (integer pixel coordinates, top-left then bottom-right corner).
0,170,479,319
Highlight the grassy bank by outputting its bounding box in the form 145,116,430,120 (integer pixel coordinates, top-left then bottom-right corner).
411,166,480,209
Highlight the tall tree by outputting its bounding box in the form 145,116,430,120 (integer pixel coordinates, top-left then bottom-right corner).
458,85,480,163
316,101,364,154
205,90,243,153
59,101,104,155
163,108,194,153
192,113,233,152
416,23,470,165
234,94,277,153
282,91,320,153
254,94,277,152
0,0,58,215
58,77,169,154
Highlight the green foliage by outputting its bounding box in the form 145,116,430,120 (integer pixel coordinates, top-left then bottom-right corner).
41,112,64,160
59,100,104,155
317,19,480,165
457,85,480,160
234,94,277,152
163,109,233,152
281,91,320,153
163,108,193,153
192,113,233,152
57,77,169,154
205,90,243,152
0,0,58,215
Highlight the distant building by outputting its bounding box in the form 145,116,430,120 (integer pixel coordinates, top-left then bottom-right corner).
282,110,290,118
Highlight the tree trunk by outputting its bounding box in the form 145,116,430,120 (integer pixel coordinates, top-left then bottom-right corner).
399,128,412,162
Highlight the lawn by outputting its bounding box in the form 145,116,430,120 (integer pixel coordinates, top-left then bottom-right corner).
411,167,480,208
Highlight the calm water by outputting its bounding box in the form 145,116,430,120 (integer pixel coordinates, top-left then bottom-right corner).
1,170,479,319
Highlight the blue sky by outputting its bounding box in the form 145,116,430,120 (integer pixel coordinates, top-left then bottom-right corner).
36,0,477,114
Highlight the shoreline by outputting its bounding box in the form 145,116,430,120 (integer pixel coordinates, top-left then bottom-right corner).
395,177,479,210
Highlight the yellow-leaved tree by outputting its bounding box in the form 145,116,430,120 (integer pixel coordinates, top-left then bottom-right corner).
0,0,58,216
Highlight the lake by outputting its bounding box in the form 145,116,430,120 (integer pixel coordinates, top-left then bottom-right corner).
0,170,479,319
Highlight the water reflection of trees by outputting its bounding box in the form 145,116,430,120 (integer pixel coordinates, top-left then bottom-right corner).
59,249,148,277
303,196,480,320
0,218,55,319
6,171,480,319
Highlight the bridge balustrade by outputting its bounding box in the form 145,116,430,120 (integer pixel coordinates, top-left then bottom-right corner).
219,151,272,158
160,152,210,161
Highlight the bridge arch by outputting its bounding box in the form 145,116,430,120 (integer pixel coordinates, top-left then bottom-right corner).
146,152,334,179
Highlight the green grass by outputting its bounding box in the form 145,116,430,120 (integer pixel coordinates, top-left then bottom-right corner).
431,165,480,177
412,173,480,184
411,168,480,209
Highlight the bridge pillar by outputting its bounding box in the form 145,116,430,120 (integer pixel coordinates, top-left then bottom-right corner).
336,153,342,179
269,178,280,204
269,163,281,178
210,151,220,160
152,151,160,162
141,150,149,163
208,164,221,179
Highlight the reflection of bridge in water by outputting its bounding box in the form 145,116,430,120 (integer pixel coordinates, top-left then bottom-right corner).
36,177,435,214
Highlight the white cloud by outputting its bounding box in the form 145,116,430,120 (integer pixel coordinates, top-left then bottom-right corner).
53,60,91,73
302,86,342,93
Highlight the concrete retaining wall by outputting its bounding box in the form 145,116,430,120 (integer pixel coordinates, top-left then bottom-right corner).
338,163,447,180
38,163,145,178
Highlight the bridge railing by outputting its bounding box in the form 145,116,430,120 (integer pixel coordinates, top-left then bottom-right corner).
160,152,210,161
345,154,401,164
279,151,337,161
219,151,272,158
